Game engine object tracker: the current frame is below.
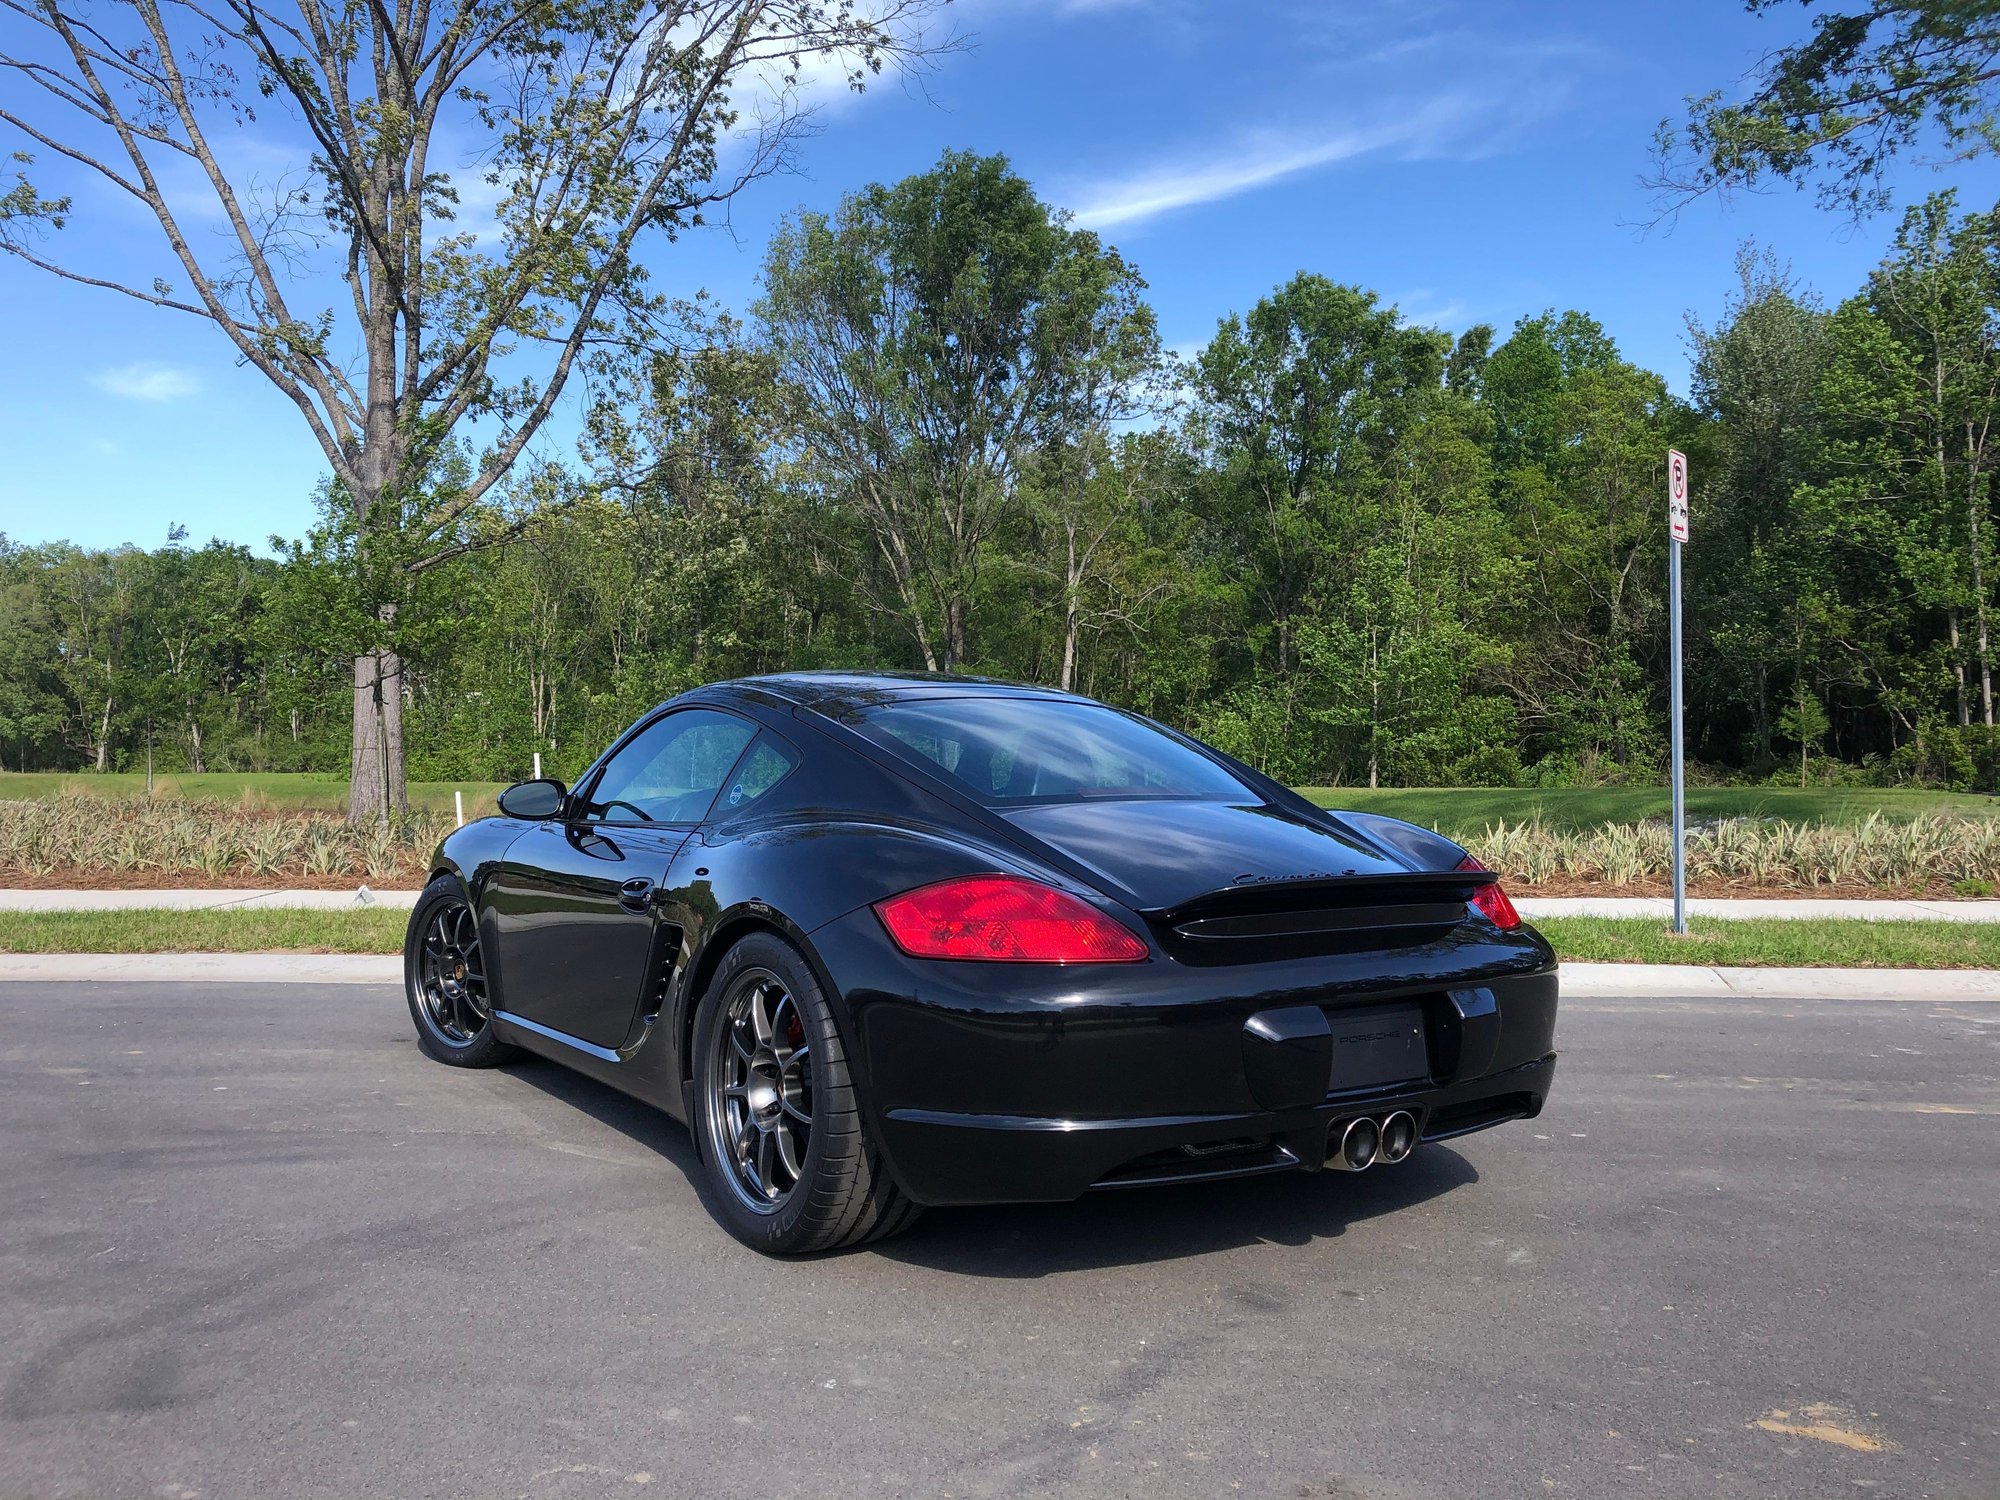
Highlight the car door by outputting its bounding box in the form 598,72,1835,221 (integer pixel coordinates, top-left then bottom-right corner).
486,707,761,1050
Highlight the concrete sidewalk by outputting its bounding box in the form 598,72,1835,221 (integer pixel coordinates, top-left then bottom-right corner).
3,886,2000,921
1,952,1997,999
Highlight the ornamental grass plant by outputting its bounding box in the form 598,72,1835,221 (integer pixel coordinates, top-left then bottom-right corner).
0,791,453,884
1470,813,2000,893
1,793,1996,894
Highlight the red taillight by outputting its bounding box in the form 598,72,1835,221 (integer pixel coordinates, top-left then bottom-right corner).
873,875,1149,963
1455,854,1522,930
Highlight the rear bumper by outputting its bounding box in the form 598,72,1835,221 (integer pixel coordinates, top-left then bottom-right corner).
808,907,1561,1207
879,1053,1556,1205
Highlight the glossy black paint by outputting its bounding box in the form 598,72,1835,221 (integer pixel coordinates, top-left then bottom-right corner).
484,820,689,1048
496,778,567,820
429,672,1561,1207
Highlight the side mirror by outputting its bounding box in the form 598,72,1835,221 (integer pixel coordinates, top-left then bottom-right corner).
497,778,567,820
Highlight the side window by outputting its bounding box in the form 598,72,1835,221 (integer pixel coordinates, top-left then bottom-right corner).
578,709,756,824
711,734,801,818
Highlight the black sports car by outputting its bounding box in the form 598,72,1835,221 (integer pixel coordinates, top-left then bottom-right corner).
405,672,1559,1254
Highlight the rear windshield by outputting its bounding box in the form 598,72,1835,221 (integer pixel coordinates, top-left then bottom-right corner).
849,697,1253,804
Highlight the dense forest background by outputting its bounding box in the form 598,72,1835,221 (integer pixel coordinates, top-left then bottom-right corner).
6,156,2000,794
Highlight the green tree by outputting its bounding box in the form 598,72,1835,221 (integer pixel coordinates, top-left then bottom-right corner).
1687,248,1835,765
1653,0,2000,220
35,543,144,771
1192,276,1448,684
1484,313,1687,777
1,0,947,819
1778,678,1832,783
0,537,66,771
759,150,1155,671
129,541,267,772
1867,193,2000,724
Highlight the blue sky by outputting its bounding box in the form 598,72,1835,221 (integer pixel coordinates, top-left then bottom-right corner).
5,0,1999,552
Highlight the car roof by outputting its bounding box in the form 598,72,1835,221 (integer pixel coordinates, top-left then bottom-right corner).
711,670,1092,717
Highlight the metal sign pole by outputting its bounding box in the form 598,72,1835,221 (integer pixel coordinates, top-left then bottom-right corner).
1669,533,1687,935
1667,449,1689,936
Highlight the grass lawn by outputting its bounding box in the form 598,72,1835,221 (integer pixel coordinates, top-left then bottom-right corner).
3,908,1996,967
1297,785,2000,835
1536,916,2000,968
0,771,506,816
0,908,410,954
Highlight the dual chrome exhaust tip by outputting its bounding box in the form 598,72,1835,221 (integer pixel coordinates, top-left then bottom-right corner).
1329,1110,1419,1171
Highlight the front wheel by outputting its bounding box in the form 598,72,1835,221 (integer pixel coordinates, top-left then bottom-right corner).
690,933,920,1254
404,875,514,1068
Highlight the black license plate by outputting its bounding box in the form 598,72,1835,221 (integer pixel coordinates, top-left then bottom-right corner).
1325,1002,1428,1092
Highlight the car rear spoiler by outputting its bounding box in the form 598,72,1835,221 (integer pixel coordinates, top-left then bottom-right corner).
1138,869,1493,928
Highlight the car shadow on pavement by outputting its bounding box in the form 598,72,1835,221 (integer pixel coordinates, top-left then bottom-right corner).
878,1149,1480,1277
498,1055,702,1176
493,1054,1480,1275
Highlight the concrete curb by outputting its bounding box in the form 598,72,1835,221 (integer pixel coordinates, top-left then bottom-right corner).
1,954,1997,1000
1558,963,2000,1000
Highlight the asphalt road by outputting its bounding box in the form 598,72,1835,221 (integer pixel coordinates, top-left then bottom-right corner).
0,982,1994,1500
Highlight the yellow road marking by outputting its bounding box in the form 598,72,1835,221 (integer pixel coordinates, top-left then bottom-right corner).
1750,1405,1892,1453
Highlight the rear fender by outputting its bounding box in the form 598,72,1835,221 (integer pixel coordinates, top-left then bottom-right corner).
651,815,1062,1109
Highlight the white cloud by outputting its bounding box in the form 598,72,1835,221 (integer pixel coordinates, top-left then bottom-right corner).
1069,123,1403,230
1392,290,1469,328
90,362,203,402
1064,64,1578,232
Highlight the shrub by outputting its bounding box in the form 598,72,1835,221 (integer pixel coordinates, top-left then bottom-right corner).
1961,725,2000,794
1888,722,1976,791
1450,745,1522,788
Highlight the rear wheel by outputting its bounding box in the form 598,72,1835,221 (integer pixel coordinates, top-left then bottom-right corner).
691,933,920,1254
404,875,514,1068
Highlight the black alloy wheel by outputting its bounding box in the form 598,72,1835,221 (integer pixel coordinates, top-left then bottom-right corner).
706,969,814,1211
404,874,514,1067
690,933,919,1254
418,900,490,1043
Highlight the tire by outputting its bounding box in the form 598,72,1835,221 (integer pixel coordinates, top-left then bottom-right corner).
690,932,921,1255
404,874,515,1068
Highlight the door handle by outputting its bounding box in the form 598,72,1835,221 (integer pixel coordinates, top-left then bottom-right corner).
618,878,656,913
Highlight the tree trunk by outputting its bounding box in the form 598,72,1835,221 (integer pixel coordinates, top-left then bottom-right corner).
1754,665,1771,760
1060,530,1083,694
349,433,410,822
942,595,966,673
94,694,114,771
1060,595,1080,694
1950,612,1969,726
910,619,940,673
1980,600,1995,728
1971,506,1995,727
1368,627,1381,790
348,647,408,824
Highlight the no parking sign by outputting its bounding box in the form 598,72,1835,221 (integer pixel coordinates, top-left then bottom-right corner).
1668,448,1690,543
